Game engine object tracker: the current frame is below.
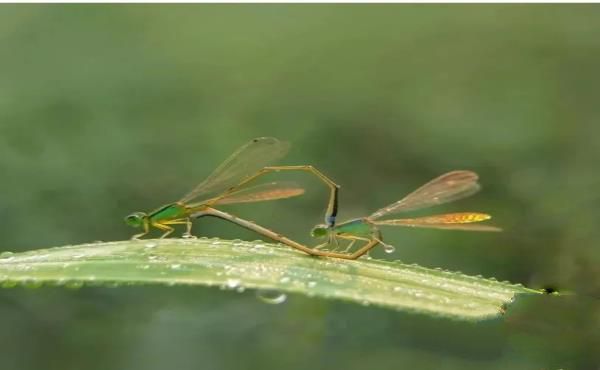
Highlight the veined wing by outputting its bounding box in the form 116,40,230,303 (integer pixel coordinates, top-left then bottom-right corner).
368,171,481,220
179,137,290,204
372,212,502,232
206,181,305,205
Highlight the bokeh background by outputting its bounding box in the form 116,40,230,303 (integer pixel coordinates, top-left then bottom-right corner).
0,4,599,370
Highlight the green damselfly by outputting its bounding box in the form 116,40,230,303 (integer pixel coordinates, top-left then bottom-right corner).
310,171,501,259
125,137,339,242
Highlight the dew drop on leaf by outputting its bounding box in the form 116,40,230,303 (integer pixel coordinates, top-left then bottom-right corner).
279,276,291,284
256,289,287,304
226,279,241,289
383,244,396,254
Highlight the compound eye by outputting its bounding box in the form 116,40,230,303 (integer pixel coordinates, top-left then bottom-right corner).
311,225,328,238
125,212,146,227
127,214,140,222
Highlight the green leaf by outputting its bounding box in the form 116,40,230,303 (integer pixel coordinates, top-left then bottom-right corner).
0,238,539,320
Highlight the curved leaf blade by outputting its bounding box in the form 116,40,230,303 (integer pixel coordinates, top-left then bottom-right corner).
0,239,539,320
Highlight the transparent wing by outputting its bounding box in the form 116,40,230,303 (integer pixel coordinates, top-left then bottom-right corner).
179,137,290,204
368,171,481,220
207,181,305,205
372,212,502,232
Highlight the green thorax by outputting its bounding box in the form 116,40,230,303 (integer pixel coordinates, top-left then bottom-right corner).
334,218,373,237
149,203,189,222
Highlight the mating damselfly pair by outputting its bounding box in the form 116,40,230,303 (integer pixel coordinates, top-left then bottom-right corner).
125,137,500,260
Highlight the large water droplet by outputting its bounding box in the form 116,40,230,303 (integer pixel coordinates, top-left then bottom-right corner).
256,289,287,305
383,244,396,254
225,279,241,289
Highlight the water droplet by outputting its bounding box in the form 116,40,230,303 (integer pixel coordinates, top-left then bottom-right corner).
145,242,158,249
279,276,291,284
170,264,182,270
225,279,241,289
307,281,317,288
256,289,287,305
383,244,395,254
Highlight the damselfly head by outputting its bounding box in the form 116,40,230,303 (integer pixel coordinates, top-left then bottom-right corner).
310,224,329,238
125,212,147,228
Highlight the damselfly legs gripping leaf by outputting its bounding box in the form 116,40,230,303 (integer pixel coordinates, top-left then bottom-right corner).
310,171,501,259
125,137,339,242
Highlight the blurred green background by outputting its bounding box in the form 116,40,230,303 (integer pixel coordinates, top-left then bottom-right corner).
0,4,598,370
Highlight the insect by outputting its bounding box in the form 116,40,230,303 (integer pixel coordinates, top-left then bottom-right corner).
125,137,339,240
310,170,502,259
